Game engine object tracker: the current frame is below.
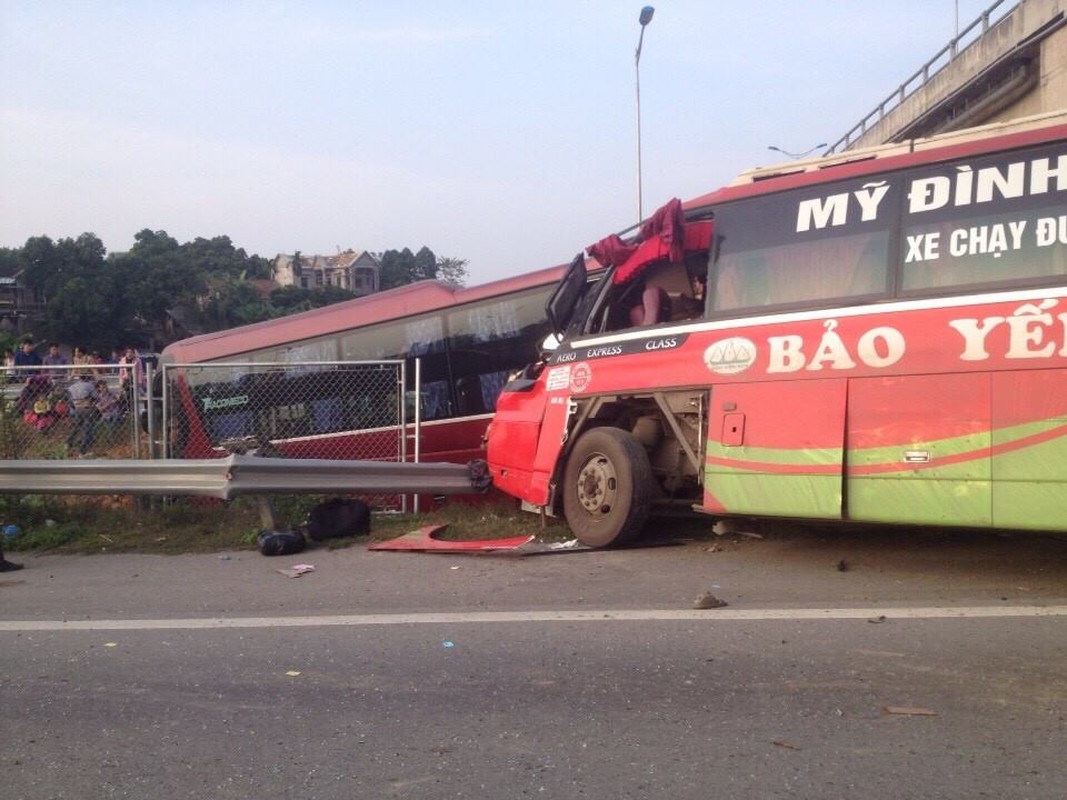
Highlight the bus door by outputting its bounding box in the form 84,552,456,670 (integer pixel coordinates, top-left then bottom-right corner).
485,370,557,505
845,374,992,527
704,379,847,519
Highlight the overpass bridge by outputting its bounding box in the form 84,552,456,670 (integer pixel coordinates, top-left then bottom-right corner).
829,0,1066,154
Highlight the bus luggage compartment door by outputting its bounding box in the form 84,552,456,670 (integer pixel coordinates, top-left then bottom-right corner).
704,379,846,519
991,369,1067,531
846,374,992,527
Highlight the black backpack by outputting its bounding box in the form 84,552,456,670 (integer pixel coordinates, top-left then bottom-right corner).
306,498,371,541
257,529,306,556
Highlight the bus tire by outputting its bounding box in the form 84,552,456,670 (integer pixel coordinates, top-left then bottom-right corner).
563,427,654,548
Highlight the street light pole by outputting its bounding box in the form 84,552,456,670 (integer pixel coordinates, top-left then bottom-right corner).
635,6,654,226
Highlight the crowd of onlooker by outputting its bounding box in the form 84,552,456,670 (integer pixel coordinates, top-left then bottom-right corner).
2,337,142,458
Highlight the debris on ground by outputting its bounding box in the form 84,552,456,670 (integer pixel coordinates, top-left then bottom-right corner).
882,706,938,716
513,538,593,555
276,563,315,578
368,525,534,553
693,590,728,609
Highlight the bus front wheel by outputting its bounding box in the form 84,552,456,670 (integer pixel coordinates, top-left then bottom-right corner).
563,427,654,548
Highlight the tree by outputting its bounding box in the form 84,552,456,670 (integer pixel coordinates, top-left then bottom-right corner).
7,229,465,350
307,284,356,308
20,233,122,349
46,273,120,349
413,246,437,280
111,229,209,345
184,235,271,281
0,247,21,277
223,282,277,327
377,246,467,289
435,256,468,287
270,284,313,313
378,248,417,290
20,236,60,298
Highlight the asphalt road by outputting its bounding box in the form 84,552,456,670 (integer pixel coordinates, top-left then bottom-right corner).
2,522,1065,800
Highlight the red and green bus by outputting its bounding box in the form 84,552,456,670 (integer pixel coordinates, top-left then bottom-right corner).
485,112,1067,546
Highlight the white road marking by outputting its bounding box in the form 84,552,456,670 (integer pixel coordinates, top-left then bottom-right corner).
1,605,1066,632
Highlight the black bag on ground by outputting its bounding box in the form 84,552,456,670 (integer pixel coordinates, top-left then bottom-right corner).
306,498,371,541
257,529,306,556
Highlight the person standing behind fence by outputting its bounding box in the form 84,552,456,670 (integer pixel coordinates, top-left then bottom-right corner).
66,373,98,458
42,342,67,380
118,346,138,387
72,346,97,377
14,337,41,367
13,339,41,388
118,346,138,408
2,348,14,383
94,378,122,422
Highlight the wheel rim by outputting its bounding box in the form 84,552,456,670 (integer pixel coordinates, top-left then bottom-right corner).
575,451,618,517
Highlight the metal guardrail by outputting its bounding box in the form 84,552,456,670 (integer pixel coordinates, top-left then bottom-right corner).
825,0,1012,154
0,455,487,499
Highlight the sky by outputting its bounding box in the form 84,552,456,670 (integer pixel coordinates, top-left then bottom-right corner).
0,1,1007,286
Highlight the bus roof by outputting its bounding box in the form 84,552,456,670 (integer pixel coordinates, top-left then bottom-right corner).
162,261,570,364
683,110,1067,212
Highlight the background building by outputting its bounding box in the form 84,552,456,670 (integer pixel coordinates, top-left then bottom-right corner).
272,250,380,295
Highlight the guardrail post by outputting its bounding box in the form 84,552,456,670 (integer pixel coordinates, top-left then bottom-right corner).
256,495,283,532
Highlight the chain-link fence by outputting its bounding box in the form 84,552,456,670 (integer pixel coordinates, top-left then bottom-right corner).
1,359,419,513
159,360,408,462
158,360,412,510
0,363,143,461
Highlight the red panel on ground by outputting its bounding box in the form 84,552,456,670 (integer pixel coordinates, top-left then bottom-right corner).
368,525,534,552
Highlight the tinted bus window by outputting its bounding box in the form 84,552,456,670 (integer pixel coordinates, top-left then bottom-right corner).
446,286,553,413
338,315,451,420
711,177,897,315
340,320,405,361
280,338,338,362
899,142,1067,293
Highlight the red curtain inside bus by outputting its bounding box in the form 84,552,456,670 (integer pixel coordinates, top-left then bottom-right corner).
586,198,712,286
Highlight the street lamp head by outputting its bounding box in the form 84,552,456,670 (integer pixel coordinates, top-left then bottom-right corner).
639,6,655,26
768,142,828,159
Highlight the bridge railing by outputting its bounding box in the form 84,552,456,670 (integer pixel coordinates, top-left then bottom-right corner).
825,0,1012,155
